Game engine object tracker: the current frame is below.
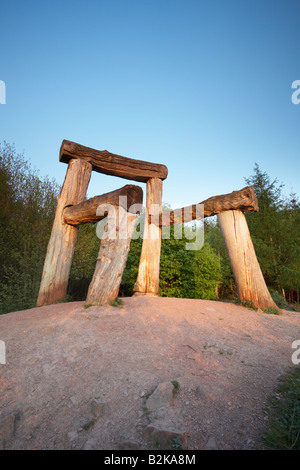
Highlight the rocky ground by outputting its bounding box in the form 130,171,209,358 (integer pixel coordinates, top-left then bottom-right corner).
0,296,299,450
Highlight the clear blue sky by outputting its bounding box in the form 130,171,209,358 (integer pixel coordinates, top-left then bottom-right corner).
1,0,299,208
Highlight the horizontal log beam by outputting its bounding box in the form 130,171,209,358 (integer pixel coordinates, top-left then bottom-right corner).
60,140,168,183
150,186,258,226
64,184,143,225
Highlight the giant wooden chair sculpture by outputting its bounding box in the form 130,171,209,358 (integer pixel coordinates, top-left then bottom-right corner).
37,140,277,311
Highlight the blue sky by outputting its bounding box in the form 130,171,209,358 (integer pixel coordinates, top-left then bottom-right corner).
1,0,299,208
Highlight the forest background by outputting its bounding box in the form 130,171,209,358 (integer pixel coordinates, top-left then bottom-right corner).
1,141,299,315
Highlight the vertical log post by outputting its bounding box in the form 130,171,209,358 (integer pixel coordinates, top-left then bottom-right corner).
86,206,138,305
218,210,278,310
134,177,163,295
36,159,92,307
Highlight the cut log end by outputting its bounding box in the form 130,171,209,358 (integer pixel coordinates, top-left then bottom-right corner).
152,185,259,227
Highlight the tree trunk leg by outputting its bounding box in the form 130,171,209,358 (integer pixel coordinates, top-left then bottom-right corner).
134,178,163,295
36,159,92,307
218,210,278,310
86,208,137,306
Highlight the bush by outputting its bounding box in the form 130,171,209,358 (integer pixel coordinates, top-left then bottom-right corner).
261,367,300,450
269,289,297,311
0,142,59,314
191,243,222,300
121,230,223,300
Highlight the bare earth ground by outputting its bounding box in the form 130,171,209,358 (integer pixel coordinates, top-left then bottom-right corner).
0,296,299,451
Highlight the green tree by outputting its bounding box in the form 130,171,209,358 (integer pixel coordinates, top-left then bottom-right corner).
159,230,192,298
244,163,284,285
276,192,300,303
0,142,59,314
191,242,222,300
244,164,300,304
204,218,236,299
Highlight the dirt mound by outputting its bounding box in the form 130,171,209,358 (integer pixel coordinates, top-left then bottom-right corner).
0,296,299,450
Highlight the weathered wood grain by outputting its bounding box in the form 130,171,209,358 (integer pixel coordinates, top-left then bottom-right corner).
134,178,163,295
60,140,168,183
218,210,278,310
152,186,258,226
64,184,143,225
36,159,92,307
85,207,137,305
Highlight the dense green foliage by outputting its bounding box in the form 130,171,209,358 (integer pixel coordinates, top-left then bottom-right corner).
120,226,222,299
244,164,300,304
0,143,299,314
0,142,59,313
159,234,222,300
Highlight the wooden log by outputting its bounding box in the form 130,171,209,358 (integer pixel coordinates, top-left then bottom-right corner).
134,178,163,295
36,159,92,307
60,140,168,183
218,210,279,310
63,184,143,226
151,186,258,226
85,206,137,305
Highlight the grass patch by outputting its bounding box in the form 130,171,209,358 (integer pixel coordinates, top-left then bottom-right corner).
233,298,258,311
171,380,180,396
82,419,96,431
53,295,73,304
109,298,124,308
84,303,93,309
263,307,281,315
171,436,183,450
261,367,300,450
269,289,299,312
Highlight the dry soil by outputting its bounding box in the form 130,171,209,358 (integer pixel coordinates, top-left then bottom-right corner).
0,296,299,450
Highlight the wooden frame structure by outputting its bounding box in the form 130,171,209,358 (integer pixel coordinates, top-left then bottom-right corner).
37,140,278,310
36,140,167,307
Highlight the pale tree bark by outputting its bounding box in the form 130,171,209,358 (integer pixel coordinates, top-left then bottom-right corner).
86,206,137,306
218,210,278,310
134,178,163,295
36,159,92,307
